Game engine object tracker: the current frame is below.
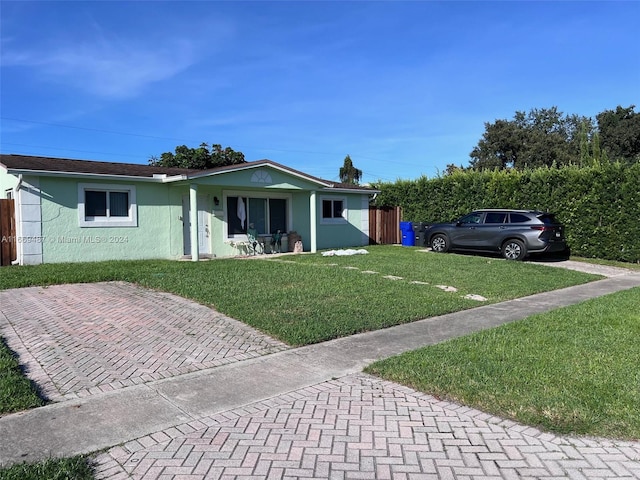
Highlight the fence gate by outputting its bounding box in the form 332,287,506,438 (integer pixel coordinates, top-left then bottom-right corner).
368,206,402,245
0,199,17,266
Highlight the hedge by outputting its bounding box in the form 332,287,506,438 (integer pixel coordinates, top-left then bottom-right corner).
373,162,640,263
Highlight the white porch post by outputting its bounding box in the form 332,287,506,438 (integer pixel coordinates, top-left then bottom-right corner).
309,190,317,253
189,184,199,261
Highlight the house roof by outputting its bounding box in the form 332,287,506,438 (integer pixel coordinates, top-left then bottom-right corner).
0,154,376,192
0,154,198,177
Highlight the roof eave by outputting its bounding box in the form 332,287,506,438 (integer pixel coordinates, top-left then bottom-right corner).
322,186,380,194
4,168,166,183
183,161,335,188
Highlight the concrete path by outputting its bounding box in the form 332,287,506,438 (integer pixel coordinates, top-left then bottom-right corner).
1,262,639,479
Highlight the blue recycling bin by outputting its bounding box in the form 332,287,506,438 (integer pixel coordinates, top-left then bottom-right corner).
400,221,415,246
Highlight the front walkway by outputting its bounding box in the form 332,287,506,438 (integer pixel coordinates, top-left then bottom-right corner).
0,282,288,401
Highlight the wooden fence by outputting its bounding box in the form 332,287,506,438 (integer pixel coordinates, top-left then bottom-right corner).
0,199,16,266
368,206,402,245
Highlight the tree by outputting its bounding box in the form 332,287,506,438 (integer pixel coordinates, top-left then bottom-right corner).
339,155,363,184
596,105,640,163
149,143,245,169
469,107,593,170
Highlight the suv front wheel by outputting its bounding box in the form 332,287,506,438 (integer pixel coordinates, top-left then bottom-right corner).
502,239,527,261
430,234,449,253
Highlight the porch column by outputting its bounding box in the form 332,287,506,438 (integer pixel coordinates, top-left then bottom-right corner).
189,184,199,261
309,190,317,253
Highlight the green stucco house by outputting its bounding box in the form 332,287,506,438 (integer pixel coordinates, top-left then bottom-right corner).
0,154,377,265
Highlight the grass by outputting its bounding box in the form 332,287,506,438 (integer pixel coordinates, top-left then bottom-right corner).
0,338,44,414
365,286,640,440
0,245,598,346
0,456,94,480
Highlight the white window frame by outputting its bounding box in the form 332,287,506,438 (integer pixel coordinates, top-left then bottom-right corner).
223,190,292,241
320,196,348,224
78,183,137,227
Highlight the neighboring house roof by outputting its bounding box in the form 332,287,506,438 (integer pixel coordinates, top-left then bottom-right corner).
0,154,377,192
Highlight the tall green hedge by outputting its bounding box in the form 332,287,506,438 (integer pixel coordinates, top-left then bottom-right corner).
373,162,640,263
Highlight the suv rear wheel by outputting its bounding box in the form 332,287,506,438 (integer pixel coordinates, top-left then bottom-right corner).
430,234,449,253
502,239,526,261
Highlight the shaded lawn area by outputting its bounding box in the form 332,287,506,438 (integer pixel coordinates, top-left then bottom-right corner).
366,287,640,440
0,338,44,414
0,245,599,346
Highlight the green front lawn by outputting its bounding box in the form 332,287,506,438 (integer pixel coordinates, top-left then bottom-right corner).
0,456,94,480
366,286,640,440
0,246,598,346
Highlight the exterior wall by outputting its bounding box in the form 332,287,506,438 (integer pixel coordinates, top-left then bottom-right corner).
360,194,371,246
193,167,320,191
39,177,177,263
290,191,311,250
315,193,370,250
0,169,18,198
186,168,320,256
17,176,43,264
4,163,374,264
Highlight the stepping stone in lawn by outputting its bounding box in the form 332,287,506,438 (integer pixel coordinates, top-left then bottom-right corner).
464,294,488,301
436,285,458,292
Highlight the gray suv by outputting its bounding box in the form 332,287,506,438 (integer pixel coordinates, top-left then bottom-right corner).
423,209,567,260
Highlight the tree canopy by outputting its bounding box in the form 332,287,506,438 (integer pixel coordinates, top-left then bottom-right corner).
468,105,639,171
149,143,245,169
339,155,363,184
597,105,640,163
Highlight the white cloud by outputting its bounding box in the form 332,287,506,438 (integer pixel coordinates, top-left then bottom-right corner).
3,34,200,99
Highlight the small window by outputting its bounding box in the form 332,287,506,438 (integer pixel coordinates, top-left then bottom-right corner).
78,184,137,227
459,212,482,224
485,212,507,224
538,214,559,225
509,213,530,223
85,191,107,217
321,198,346,223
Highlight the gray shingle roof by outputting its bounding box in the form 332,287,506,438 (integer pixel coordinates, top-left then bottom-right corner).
0,154,376,191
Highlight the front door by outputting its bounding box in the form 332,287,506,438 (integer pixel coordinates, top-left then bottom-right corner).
182,195,211,256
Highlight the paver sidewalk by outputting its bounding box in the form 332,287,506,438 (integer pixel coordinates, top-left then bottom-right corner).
94,374,640,480
1,266,639,479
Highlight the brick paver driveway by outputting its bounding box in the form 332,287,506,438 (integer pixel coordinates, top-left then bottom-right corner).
95,374,640,479
0,282,288,401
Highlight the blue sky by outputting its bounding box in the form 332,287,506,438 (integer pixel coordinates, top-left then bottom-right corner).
1,1,638,184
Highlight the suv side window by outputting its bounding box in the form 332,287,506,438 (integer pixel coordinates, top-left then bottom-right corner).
459,213,482,224
509,213,530,223
485,212,507,224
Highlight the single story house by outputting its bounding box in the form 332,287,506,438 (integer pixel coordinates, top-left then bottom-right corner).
0,154,378,265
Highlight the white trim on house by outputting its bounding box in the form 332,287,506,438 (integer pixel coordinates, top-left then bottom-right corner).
78,183,138,227
319,195,348,224
185,162,334,188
